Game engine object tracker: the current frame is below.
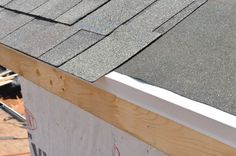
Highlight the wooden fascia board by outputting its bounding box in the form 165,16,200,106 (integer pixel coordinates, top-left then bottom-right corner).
0,44,235,155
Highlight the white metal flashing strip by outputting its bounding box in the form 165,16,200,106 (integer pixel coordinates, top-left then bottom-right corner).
94,71,236,148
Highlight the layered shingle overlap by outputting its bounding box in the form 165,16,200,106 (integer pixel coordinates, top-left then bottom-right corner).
0,0,207,81
1,2,236,156
2,0,236,116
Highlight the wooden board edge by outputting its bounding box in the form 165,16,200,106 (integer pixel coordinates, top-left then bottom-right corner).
0,44,235,155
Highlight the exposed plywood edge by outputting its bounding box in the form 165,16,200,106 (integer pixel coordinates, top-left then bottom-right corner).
0,44,235,155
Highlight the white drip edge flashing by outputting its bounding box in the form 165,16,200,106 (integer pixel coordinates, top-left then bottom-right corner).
94,71,236,148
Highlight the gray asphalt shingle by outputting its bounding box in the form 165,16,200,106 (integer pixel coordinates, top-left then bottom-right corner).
1,19,78,57
56,0,109,25
5,0,48,13
39,30,104,66
117,0,236,115
1,19,52,56
0,0,12,6
2,0,110,25
76,0,157,35
60,0,195,81
0,0,209,82
31,0,82,20
154,0,207,34
0,9,33,39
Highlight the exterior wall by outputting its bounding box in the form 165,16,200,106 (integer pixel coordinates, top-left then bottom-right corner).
20,77,166,156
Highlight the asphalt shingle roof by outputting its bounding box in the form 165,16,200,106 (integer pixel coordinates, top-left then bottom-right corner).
0,0,12,6
3,0,236,115
2,0,235,116
117,0,236,116
0,0,207,81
